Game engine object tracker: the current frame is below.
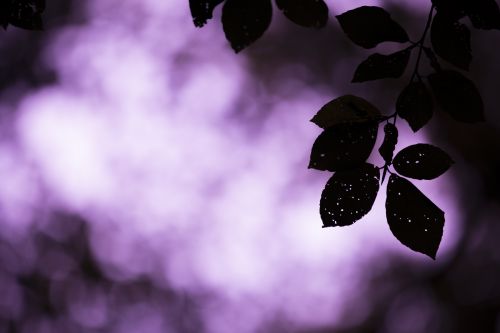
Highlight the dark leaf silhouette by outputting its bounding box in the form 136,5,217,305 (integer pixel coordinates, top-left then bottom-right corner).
310,95,381,129
190,0,225,27
309,121,378,172
352,49,411,83
320,163,380,227
386,174,444,259
393,143,454,180
275,0,328,28
3,0,45,30
465,0,500,30
336,6,409,49
396,81,434,132
378,123,398,165
222,0,272,52
431,13,472,70
428,70,484,123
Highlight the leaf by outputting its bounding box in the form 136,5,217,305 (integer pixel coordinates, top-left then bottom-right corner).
222,0,272,53
336,6,409,49
275,0,328,28
352,49,411,83
309,121,378,172
386,174,444,259
8,0,44,30
378,123,398,165
465,0,500,30
396,81,434,132
428,70,484,123
189,0,225,27
393,143,454,180
320,163,380,227
310,95,381,129
431,13,472,70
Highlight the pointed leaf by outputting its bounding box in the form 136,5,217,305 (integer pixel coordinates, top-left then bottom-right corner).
321,163,380,227
428,70,484,123
352,49,411,83
431,13,472,70
393,143,454,180
222,0,272,53
190,0,225,27
336,6,409,49
378,123,398,165
309,122,378,172
396,81,434,132
276,0,328,28
386,174,444,259
465,0,500,30
311,95,381,129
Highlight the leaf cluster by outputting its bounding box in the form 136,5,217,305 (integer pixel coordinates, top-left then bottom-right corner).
189,0,329,52
189,0,499,259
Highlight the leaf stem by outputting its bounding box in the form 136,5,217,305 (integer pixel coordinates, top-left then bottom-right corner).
410,5,435,81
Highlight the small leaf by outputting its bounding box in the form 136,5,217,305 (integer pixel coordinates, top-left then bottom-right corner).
336,6,409,49
189,0,225,27
393,143,454,180
428,70,484,123
311,95,381,129
396,81,434,132
309,122,378,172
431,13,472,70
352,49,411,83
222,0,273,53
386,174,444,259
378,123,398,165
321,163,380,227
276,0,328,28
465,0,500,30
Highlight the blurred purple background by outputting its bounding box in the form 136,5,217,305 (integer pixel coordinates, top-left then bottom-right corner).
1,0,500,332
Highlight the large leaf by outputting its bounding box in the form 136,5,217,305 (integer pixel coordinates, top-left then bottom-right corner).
189,0,225,27
222,0,272,52
321,163,380,227
393,143,454,180
352,49,411,83
378,123,398,165
465,0,500,30
386,174,445,259
428,70,484,123
336,6,409,49
275,0,328,28
309,121,378,172
431,13,472,70
396,81,434,132
310,95,381,129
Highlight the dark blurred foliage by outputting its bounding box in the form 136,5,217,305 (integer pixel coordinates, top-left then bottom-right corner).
0,212,206,332
0,0,85,109
1,0,500,332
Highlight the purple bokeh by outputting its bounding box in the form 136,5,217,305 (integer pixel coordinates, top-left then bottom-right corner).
0,0,465,332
